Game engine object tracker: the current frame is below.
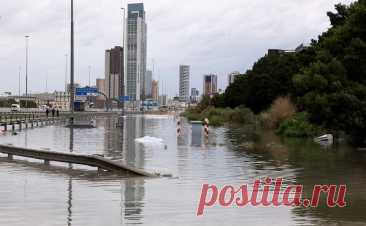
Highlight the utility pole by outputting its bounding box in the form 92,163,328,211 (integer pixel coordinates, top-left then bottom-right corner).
70,0,75,121
25,35,30,110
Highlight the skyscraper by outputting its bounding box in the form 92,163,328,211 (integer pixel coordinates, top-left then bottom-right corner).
151,80,159,101
105,46,124,101
203,74,218,97
191,88,199,103
145,70,152,98
126,3,147,102
228,71,240,85
179,65,190,103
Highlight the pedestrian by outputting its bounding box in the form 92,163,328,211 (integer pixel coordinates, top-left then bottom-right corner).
52,108,55,118
56,108,60,117
46,108,49,118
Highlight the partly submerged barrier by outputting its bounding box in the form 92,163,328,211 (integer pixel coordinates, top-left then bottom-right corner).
0,144,156,177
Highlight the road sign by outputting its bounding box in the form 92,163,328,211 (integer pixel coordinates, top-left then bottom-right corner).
76,87,98,96
119,96,130,101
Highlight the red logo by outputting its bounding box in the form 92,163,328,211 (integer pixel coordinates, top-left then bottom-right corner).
197,178,347,216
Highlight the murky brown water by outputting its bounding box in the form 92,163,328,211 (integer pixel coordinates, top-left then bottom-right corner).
0,115,365,226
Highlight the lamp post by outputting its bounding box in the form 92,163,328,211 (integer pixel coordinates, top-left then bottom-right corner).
65,54,68,93
88,65,91,87
121,7,126,116
18,66,21,98
70,0,75,121
25,35,30,110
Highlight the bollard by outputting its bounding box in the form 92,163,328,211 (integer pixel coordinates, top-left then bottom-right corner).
44,160,50,165
177,120,182,136
204,118,210,137
8,154,13,160
12,124,15,132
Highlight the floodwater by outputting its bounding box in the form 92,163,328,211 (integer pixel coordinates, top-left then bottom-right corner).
0,115,365,226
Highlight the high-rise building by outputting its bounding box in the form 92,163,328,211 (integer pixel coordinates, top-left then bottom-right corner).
96,78,105,100
126,3,147,102
228,71,240,85
105,46,124,102
179,65,190,103
151,80,159,101
203,74,218,97
96,79,105,94
190,88,199,103
159,95,167,106
95,78,106,108
145,70,152,98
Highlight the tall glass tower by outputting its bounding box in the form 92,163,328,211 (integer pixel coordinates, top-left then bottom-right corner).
126,3,147,103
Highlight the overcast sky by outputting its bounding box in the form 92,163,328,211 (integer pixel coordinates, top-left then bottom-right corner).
0,0,356,97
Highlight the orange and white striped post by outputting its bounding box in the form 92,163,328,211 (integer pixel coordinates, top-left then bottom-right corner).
204,118,209,137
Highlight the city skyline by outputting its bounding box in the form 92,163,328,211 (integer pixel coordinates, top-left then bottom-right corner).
0,0,356,97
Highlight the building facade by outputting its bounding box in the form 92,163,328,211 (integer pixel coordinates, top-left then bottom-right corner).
151,80,159,101
179,65,190,103
53,91,70,110
96,79,106,96
190,88,199,103
105,46,124,101
126,3,147,102
228,71,240,85
203,74,218,97
145,70,152,98
159,95,167,106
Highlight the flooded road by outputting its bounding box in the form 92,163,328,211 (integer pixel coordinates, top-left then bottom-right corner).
0,115,365,226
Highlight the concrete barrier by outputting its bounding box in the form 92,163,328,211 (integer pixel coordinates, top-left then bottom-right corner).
0,144,156,177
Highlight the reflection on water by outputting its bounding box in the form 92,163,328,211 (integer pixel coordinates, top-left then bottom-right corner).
0,115,365,225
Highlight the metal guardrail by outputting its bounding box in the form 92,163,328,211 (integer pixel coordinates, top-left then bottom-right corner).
0,144,156,177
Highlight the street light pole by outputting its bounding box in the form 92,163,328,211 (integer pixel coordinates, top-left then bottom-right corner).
121,7,126,116
25,35,30,110
88,65,91,87
65,54,68,93
70,0,75,121
18,66,21,98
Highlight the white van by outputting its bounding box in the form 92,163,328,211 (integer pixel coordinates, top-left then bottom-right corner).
11,104,21,112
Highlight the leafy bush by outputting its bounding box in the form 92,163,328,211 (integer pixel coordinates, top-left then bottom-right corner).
182,106,256,126
277,112,324,137
261,96,296,129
